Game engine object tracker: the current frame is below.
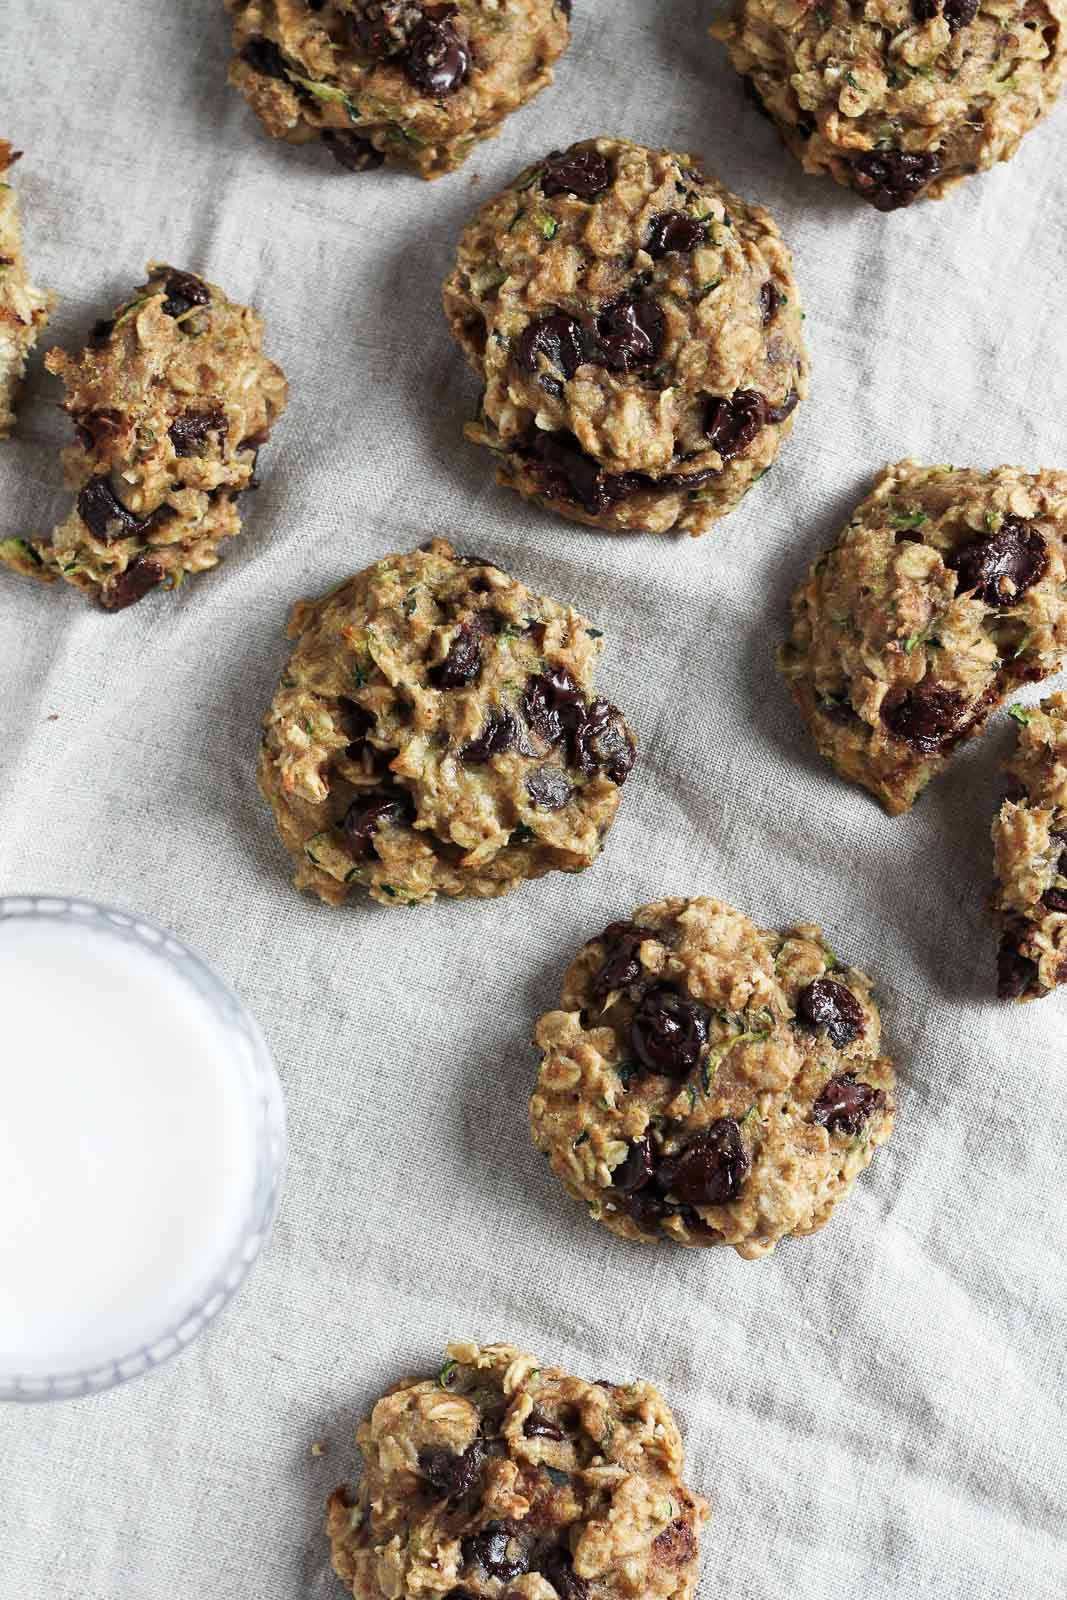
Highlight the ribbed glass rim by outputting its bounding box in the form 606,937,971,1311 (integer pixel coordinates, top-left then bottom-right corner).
0,894,287,1403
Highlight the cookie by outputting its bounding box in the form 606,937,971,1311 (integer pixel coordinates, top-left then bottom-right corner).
780,461,1067,815
258,539,635,907
0,264,287,610
531,898,895,1259
226,0,570,179
991,691,1067,1001
711,0,1067,210
326,1339,707,1600
0,141,54,439
443,138,808,535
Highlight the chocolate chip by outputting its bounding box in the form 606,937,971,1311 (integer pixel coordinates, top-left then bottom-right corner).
322,130,386,171
626,1186,670,1233
523,1409,565,1440
463,1522,529,1582
645,211,708,259
417,1442,482,1499
240,37,288,78
631,986,711,1078
1042,888,1067,913
523,667,584,746
348,0,421,54
460,707,521,763
997,937,1038,999
948,518,1048,609
764,387,798,425
516,312,584,398
811,1072,885,1136
341,792,413,859
797,977,866,1048
568,698,635,784
881,681,966,752
851,148,942,211
656,1119,750,1206
403,4,469,97
168,405,228,457
652,1518,695,1567
526,764,572,810
913,0,977,32
540,1548,589,1600
521,430,640,516
541,148,612,200
77,477,153,542
432,619,486,688
704,390,766,462
159,270,211,318
98,557,165,612
592,296,665,374
611,1135,655,1195
593,921,655,1002
759,280,781,325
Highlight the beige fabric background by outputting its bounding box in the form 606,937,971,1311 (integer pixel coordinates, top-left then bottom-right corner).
1,2,1065,1595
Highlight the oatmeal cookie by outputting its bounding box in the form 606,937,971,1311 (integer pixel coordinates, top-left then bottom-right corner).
257,539,635,906
991,691,1067,1001
531,898,895,1260
780,461,1067,815
0,265,287,610
226,0,570,179
326,1339,707,1600
711,0,1067,210
443,138,808,535
0,141,54,439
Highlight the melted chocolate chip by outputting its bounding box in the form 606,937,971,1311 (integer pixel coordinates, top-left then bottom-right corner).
99,557,165,612
949,518,1048,609
611,1135,655,1195
540,1548,589,1600
568,697,635,783
526,764,572,810
592,296,665,374
811,1072,886,1136
523,1409,565,1440
341,792,413,859
997,937,1039,1000
797,977,866,1048
77,477,153,542
1042,888,1067,913
656,1120,750,1207
160,269,211,318
348,0,420,55
851,148,942,211
881,681,966,752
541,148,612,200
463,1522,529,1582
404,5,469,97
631,985,711,1078
645,211,708,258
240,37,288,77
592,920,655,1002
523,666,585,746
705,390,766,462
626,1185,670,1233
168,405,228,458
460,707,521,763
913,0,977,32
516,312,584,398
432,619,486,688
521,430,640,516
759,280,781,325
765,387,798,424
323,130,386,171
417,1442,482,1499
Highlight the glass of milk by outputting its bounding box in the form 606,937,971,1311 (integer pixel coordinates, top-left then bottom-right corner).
0,895,286,1402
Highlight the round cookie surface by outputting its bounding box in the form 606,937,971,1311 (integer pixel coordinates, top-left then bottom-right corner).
711,0,1067,209
226,0,570,178
0,264,287,610
326,1339,707,1600
443,138,808,535
531,897,895,1259
258,539,636,906
780,460,1067,815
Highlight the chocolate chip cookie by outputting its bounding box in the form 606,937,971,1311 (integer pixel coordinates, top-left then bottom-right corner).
326,1340,707,1600
991,691,1067,1001
226,0,570,178
531,898,895,1259
711,0,1067,209
0,264,288,611
258,539,635,906
443,138,808,534
0,141,53,439
780,462,1067,815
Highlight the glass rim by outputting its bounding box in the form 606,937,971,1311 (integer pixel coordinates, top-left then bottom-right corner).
0,894,287,1404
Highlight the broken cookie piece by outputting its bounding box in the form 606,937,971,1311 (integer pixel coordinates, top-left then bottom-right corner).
991,691,1067,1002
0,263,287,609
780,461,1067,814
0,140,54,439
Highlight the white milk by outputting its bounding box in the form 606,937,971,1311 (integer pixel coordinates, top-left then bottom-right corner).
0,913,266,1381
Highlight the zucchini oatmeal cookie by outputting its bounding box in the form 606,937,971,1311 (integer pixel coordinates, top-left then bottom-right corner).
991,691,1067,1001
326,1340,707,1600
531,897,895,1260
0,141,54,439
258,539,635,906
0,264,287,611
226,0,570,178
780,461,1067,815
711,0,1067,210
443,138,808,535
